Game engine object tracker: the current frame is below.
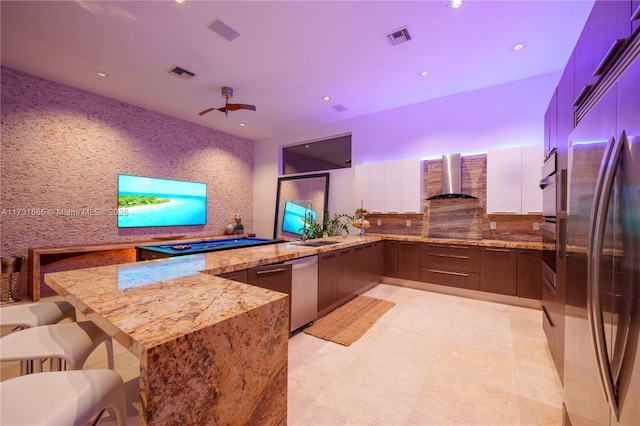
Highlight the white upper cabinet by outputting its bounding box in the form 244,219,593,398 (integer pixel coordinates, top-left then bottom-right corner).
354,164,370,212
520,144,543,214
487,145,542,214
354,158,422,213
384,160,403,213
368,162,386,213
401,158,422,213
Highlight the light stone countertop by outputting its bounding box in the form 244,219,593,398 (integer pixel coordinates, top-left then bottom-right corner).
43,233,544,357
42,232,546,425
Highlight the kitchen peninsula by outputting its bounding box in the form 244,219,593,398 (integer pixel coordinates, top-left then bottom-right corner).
43,235,380,425
43,234,544,424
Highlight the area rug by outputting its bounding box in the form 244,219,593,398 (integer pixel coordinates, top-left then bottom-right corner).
303,296,396,346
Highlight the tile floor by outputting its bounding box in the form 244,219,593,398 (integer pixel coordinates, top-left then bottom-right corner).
1,283,563,425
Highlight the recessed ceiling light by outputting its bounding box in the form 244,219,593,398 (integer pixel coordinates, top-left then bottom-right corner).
322,96,331,101
420,70,430,77
450,0,463,9
95,72,108,77
173,0,188,4
511,42,526,51
239,123,246,127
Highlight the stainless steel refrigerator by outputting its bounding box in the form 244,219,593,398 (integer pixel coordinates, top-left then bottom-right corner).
564,47,640,425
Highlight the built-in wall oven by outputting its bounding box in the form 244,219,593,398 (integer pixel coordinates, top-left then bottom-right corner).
540,150,557,339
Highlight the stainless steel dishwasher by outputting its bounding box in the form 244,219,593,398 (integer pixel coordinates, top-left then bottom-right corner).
285,255,318,332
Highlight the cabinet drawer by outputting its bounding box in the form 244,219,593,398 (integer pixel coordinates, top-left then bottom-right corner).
420,244,480,273
480,247,517,296
419,267,480,290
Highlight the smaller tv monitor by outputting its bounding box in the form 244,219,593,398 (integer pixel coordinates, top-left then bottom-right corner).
118,174,207,228
282,201,317,235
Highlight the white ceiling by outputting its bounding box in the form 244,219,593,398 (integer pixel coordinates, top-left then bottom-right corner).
1,0,594,141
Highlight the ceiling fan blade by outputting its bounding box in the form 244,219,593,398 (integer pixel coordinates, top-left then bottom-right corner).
218,103,257,112
198,107,216,116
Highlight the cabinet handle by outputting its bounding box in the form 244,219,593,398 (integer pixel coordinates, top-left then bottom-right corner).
593,38,629,77
542,306,554,327
484,248,511,253
256,267,287,275
428,269,469,277
428,253,469,259
322,253,336,259
428,244,469,249
399,242,417,245
543,274,556,294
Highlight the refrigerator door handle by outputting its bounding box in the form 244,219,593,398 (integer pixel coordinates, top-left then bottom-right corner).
588,133,625,419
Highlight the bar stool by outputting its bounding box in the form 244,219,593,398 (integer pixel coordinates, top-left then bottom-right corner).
0,321,115,373
0,301,76,330
0,369,127,426
1,301,77,374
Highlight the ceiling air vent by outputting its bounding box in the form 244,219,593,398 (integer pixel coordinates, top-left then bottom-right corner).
386,27,412,46
332,104,347,112
168,66,195,80
208,18,241,42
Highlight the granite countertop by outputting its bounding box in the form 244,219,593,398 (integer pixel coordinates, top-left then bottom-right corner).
378,234,546,250
43,233,546,356
43,235,379,356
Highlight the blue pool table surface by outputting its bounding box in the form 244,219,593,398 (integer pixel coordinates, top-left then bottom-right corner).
137,237,282,256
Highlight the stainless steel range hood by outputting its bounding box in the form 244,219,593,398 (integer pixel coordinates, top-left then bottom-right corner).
426,153,477,200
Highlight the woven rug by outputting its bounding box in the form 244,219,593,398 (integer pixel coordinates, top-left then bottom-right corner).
303,296,396,346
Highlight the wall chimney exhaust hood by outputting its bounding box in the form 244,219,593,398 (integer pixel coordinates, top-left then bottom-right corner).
426,153,477,200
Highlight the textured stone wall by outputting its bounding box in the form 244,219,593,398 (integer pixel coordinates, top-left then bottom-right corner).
1,66,255,257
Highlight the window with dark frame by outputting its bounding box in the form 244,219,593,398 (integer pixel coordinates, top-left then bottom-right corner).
282,134,352,175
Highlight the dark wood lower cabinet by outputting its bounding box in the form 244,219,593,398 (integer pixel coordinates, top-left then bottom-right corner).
352,245,373,293
398,242,420,281
383,241,398,278
247,263,292,329
247,263,292,296
419,243,480,290
516,249,542,300
318,251,339,313
373,242,383,283
317,248,354,315
479,247,517,296
336,248,353,301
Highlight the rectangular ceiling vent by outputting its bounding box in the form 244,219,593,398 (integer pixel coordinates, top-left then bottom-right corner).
208,18,241,42
386,27,412,46
332,104,347,112
168,66,195,80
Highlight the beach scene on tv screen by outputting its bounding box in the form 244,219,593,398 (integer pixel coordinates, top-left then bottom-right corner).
282,201,317,235
118,175,207,227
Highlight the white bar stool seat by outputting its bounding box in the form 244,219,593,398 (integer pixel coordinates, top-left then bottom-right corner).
0,369,127,426
0,301,76,329
0,321,114,372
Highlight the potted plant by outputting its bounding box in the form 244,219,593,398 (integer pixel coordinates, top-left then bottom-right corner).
301,211,354,239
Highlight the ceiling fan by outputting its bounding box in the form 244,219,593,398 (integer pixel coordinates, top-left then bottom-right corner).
198,86,256,117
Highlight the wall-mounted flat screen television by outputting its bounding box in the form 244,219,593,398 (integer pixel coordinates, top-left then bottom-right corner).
117,174,207,228
282,201,317,235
